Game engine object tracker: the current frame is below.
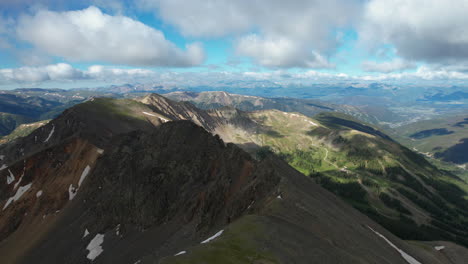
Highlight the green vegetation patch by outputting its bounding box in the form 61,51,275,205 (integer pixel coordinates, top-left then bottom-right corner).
163,215,279,264
0,120,48,143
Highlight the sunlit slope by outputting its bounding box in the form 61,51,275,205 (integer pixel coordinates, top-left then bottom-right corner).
225,110,468,247
393,115,468,166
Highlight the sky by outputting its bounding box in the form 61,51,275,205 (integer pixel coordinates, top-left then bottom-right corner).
1,0,468,89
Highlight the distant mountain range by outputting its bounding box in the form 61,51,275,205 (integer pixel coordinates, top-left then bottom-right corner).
3,82,467,131
421,91,468,102
1,93,467,263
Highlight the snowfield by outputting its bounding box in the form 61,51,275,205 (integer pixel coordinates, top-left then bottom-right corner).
86,233,105,261
68,184,77,200
3,183,32,210
368,226,421,264
78,165,91,187
7,169,15,184
201,230,224,244
83,229,90,238
142,112,169,122
142,111,157,117
44,125,55,143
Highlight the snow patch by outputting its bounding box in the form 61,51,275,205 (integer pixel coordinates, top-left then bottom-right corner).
83,229,90,238
7,169,15,184
36,190,43,198
13,160,27,190
14,171,24,189
68,184,77,200
96,148,104,155
368,226,421,264
201,230,224,244
142,112,169,122
142,111,157,117
3,183,32,210
174,251,186,256
86,233,104,261
0,164,7,171
307,120,318,126
0,155,4,160
78,165,91,187
67,165,91,201
434,246,445,251
44,125,55,143
277,194,282,199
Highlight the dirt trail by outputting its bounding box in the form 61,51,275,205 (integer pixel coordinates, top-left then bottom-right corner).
323,148,338,169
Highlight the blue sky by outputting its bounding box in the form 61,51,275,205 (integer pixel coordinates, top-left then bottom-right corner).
0,0,468,89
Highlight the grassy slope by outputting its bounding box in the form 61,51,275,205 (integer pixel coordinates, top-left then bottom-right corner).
162,216,279,264
227,110,468,246
0,113,34,136
392,115,468,161
0,120,48,144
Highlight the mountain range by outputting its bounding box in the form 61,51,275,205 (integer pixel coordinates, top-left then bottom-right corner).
0,93,467,263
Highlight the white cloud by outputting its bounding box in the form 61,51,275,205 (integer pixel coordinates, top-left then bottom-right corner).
236,35,334,69
361,0,468,62
0,63,155,84
2,63,468,86
362,59,415,73
16,6,204,67
86,65,155,82
241,66,468,83
137,0,252,37
0,63,84,83
359,66,468,81
138,0,361,68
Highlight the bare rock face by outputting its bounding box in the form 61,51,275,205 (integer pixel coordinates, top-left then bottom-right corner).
140,94,219,132
83,121,280,233
0,119,281,264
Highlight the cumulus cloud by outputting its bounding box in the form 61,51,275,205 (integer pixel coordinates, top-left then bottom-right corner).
16,6,204,67
362,58,415,73
358,66,468,82
2,63,468,87
139,0,361,68
0,63,158,84
85,65,156,82
0,63,85,83
229,66,468,83
361,0,468,63
236,35,334,69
